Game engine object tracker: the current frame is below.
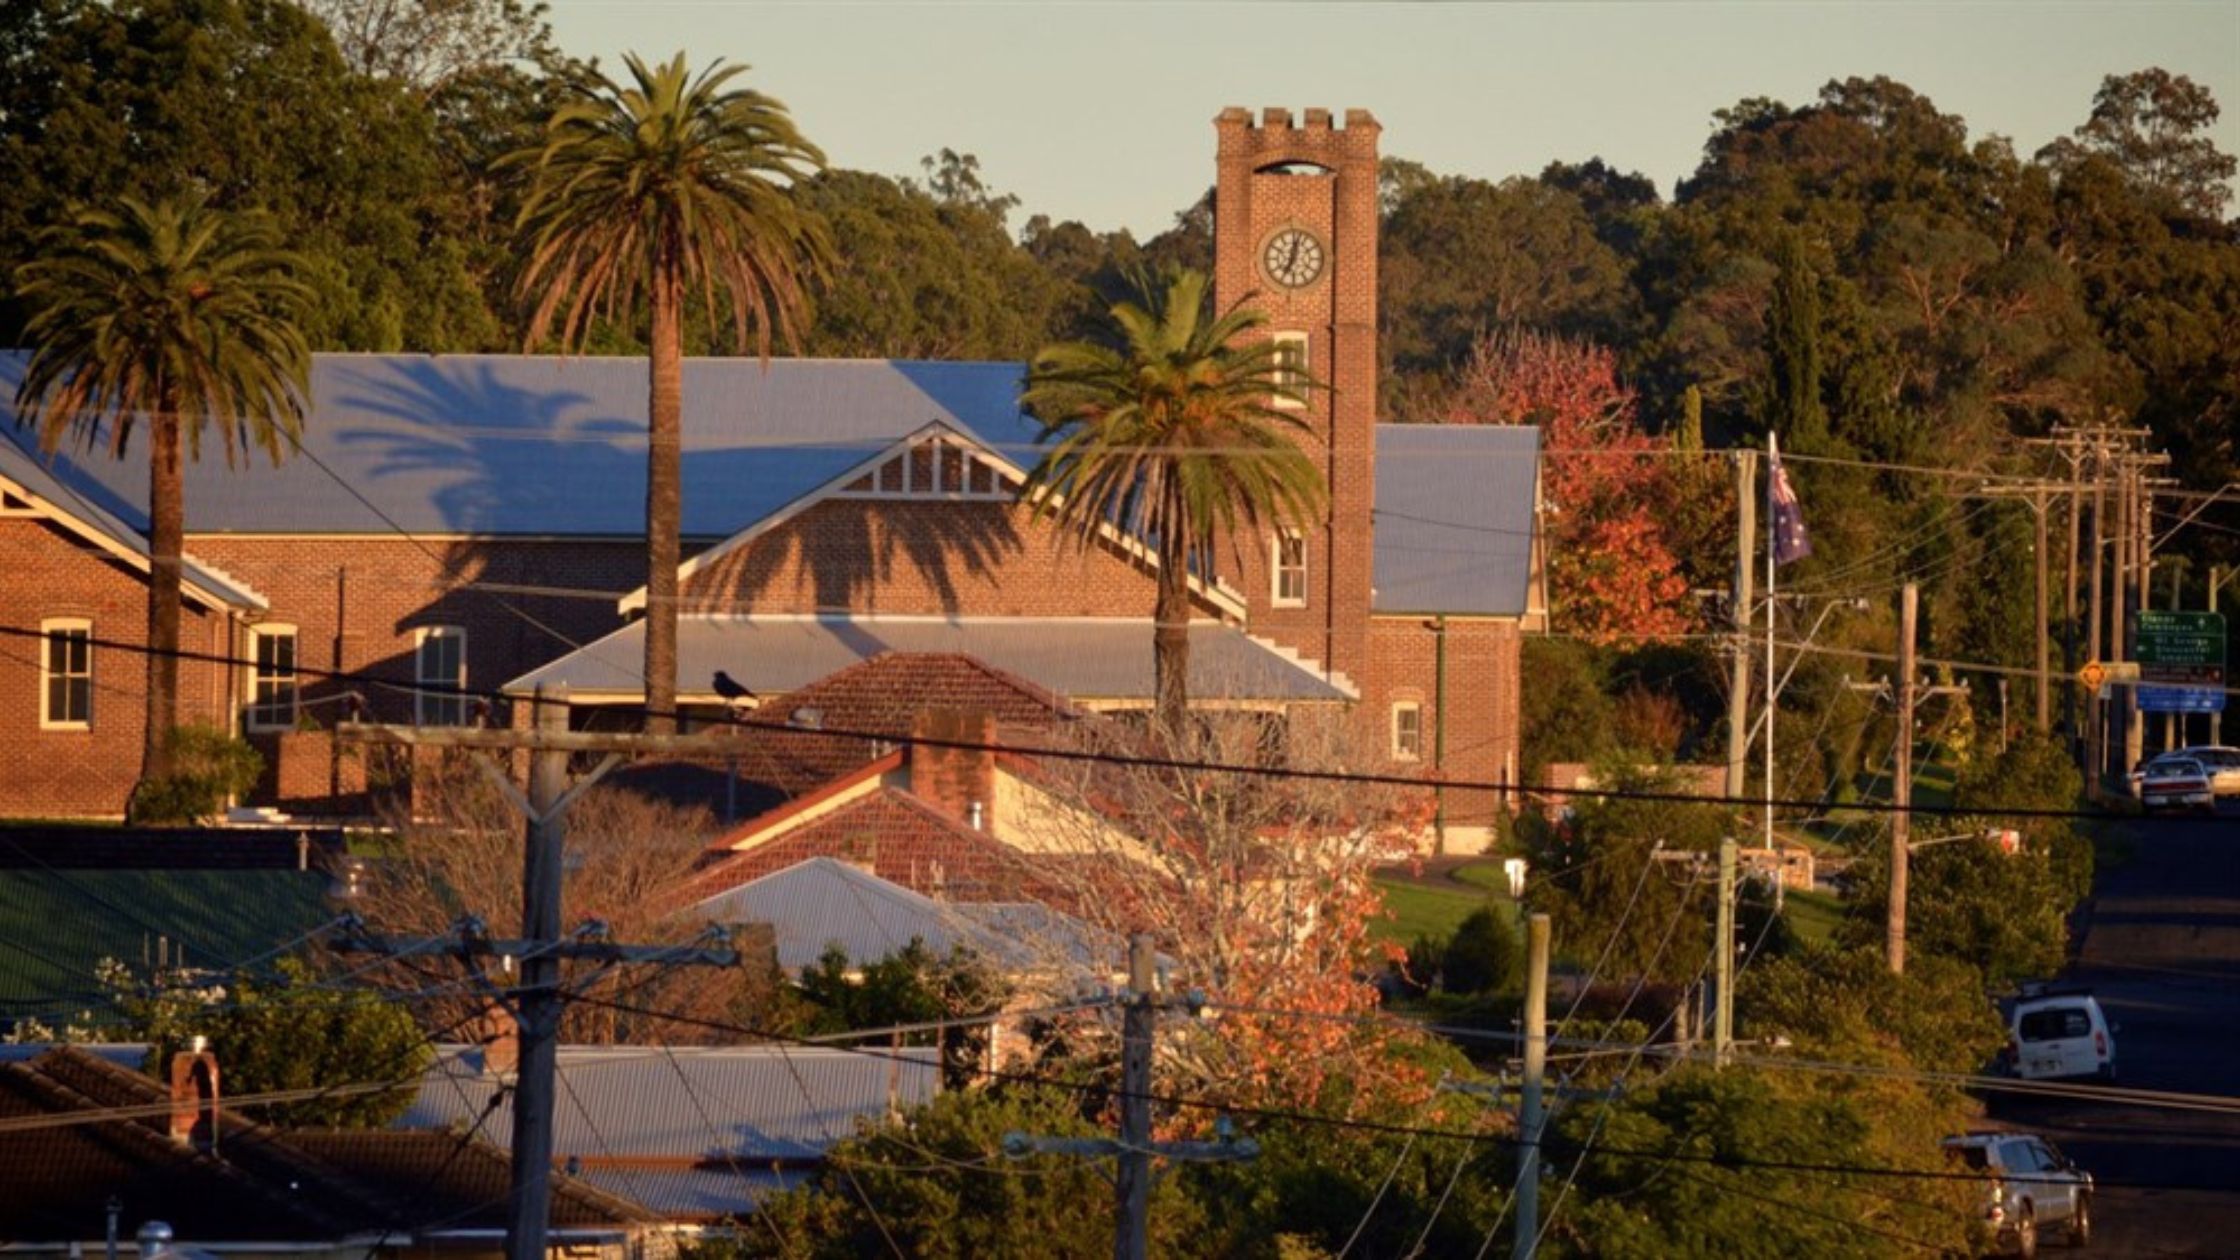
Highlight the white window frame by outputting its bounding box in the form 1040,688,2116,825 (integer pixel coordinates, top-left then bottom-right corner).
1271,528,1308,608
1269,332,1309,411
246,624,300,732
40,618,92,731
414,626,468,727
1391,701,1423,763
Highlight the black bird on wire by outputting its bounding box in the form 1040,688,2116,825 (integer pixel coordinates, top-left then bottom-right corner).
712,670,754,704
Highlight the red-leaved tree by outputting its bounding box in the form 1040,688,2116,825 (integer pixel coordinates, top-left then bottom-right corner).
1441,330,1693,642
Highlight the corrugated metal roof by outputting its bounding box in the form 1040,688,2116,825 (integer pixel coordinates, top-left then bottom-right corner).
692,856,1118,973
1371,424,1539,616
502,614,1351,703
0,428,268,608
0,352,1039,538
572,1167,805,1221
400,1042,938,1165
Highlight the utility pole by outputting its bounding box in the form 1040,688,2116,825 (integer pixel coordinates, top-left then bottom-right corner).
1726,451,1759,799
1979,481,2062,736
332,687,748,1260
2034,484,2051,733
1003,936,1255,1257
1114,935,1155,1260
1890,583,1917,976
1514,912,1550,1260
2127,470,2152,770
511,688,569,1257
1713,836,1735,1068
2214,566,2227,746
2086,437,2106,780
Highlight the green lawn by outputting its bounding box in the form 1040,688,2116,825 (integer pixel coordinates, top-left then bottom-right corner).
1783,887,1845,949
1373,865,1516,944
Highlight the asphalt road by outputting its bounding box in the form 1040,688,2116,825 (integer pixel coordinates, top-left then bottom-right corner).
1989,804,2240,1258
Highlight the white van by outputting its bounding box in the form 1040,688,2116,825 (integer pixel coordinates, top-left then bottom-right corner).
2002,988,2117,1083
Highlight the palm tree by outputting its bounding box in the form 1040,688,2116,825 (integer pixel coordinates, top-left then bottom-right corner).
1020,267,1327,745
511,52,830,734
13,196,312,807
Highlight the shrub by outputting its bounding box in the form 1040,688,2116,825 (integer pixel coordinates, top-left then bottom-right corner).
128,724,263,824
1441,906,1519,995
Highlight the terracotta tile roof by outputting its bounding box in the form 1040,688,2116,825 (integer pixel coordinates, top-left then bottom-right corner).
614,652,1089,817
685,788,1062,906
0,1047,651,1243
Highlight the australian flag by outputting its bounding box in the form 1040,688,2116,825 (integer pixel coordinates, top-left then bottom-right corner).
1768,434,1812,565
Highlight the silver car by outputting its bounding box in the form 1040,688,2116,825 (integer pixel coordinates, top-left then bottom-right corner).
1943,1131,2093,1256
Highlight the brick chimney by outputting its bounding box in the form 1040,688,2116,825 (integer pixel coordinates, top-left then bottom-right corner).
168,1043,220,1149
479,1003,518,1077
909,708,996,829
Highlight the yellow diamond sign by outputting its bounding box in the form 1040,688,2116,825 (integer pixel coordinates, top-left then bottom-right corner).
2078,661,2106,692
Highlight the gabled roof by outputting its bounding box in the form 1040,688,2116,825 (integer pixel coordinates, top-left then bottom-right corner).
0,429,266,610
689,784,1054,905
1371,423,1539,617
669,652,1084,801
690,856,1120,973
621,418,1247,619
0,352,1042,538
504,614,1354,705
0,1047,651,1243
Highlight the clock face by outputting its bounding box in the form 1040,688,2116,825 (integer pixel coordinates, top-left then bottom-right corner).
1261,228,1325,289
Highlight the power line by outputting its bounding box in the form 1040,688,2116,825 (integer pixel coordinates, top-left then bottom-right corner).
0,624,2184,825
559,990,2240,1195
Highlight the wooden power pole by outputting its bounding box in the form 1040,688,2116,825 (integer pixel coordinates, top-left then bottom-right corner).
1514,912,1550,1260
1726,452,1759,800
1003,934,1256,1258
334,686,747,1260
1889,583,1917,976
1114,936,1156,1260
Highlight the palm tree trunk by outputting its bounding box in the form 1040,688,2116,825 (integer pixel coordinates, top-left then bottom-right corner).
643,256,685,736
138,395,185,804
1153,532,1192,749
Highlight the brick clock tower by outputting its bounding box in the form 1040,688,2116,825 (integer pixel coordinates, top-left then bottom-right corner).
1212,106,1381,689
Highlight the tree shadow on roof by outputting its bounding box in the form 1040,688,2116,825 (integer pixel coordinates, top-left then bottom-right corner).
327,357,632,537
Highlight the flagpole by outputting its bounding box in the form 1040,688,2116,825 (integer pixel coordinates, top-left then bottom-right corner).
1765,433,1779,909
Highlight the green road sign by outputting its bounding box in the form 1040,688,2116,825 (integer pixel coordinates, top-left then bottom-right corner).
2133,610,2226,687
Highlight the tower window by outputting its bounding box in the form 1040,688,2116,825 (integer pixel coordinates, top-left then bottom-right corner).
1269,332,1309,411
247,625,299,731
40,619,92,730
1392,702,1423,762
1272,529,1307,607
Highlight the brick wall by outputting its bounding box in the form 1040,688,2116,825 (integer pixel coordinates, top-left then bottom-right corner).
0,516,229,818
680,497,1189,618
1360,616,1521,840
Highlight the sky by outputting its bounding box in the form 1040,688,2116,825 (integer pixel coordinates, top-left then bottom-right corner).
542,1,2240,239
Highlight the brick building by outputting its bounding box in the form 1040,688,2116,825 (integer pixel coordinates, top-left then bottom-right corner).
0,108,1541,844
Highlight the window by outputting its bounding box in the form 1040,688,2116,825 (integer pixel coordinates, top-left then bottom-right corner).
247,625,299,731
414,626,467,727
1392,702,1423,762
1272,529,1307,607
40,619,92,729
2018,1006,2092,1042
1269,332,1309,410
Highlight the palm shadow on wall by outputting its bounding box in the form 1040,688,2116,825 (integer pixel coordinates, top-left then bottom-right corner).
327,358,647,669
